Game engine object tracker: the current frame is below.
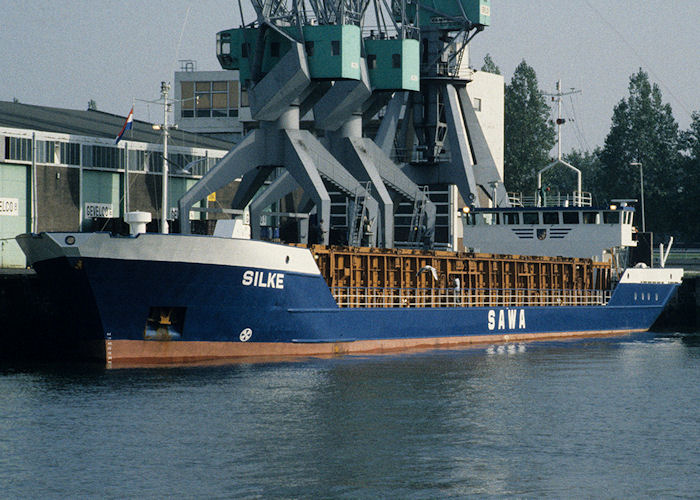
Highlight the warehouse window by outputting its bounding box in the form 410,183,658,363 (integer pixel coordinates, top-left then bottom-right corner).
331,40,340,56
86,145,124,170
60,142,81,165
35,141,56,163
169,153,194,173
148,151,163,173
270,42,280,58
5,137,32,162
392,54,401,68
128,150,146,172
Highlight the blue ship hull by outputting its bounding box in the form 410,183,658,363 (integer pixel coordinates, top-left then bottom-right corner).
17,232,682,365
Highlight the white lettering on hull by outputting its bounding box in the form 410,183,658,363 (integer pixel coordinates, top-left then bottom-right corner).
242,269,285,289
488,309,526,331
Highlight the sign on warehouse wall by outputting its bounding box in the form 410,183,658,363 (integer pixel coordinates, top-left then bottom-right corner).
85,203,113,218
0,198,19,216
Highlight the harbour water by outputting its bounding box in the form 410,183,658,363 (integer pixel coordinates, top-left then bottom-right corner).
1,331,699,498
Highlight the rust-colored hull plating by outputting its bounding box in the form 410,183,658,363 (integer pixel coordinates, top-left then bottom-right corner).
105,330,644,367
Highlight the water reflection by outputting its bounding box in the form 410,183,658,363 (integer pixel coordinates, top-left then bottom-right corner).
0,332,698,497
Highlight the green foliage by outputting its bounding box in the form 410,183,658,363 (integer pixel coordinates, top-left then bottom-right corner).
683,112,700,157
544,148,605,201
676,112,700,242
598,69,681,234
504,60,555,195
499,63,698,241
480,53,500,75
535,149,605,204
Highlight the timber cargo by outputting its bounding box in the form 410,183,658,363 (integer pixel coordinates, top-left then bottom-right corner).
309,245,612,308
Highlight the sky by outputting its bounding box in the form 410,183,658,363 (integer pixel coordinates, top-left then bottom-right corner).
1,0,698,154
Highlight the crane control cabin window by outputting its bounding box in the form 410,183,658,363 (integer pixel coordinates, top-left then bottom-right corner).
181,80,239,118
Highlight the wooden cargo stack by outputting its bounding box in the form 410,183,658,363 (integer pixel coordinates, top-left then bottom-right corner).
307,245,612,308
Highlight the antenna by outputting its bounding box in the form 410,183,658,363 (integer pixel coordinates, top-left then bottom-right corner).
544,80,581,160
539,81,584,206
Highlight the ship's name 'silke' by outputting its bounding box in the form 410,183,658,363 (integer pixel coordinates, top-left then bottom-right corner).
242,270,285,289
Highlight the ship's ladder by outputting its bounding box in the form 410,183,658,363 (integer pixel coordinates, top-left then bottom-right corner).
452,43,466,78
408,185,429,247
348,182,371,247
433,97,448,159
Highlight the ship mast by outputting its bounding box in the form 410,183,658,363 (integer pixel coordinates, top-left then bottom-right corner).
538,80,583,206
549,80,581,162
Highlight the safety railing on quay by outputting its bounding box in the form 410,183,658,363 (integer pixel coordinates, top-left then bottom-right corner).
331,286,612,309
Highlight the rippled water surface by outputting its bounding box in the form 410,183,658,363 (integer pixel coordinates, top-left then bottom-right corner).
1,331,699,498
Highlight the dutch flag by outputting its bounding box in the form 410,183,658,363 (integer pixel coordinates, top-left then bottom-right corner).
114,107,134,144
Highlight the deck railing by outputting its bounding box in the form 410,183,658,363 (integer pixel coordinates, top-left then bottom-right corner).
331,286,611,308
507,191,593,208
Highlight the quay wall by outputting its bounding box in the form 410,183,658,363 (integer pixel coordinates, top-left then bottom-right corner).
654,272,700,330
0,270,75,360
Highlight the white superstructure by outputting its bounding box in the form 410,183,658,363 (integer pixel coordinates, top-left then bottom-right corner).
462,206,636,261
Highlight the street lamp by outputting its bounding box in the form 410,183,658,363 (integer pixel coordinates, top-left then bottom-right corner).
137,82,195,234
630,162,645,232
159,81,171,234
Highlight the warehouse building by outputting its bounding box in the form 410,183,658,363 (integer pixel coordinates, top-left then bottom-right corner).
0,101,233,268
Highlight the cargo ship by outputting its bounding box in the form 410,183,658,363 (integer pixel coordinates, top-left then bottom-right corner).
16,202,682,366
14,2,682,366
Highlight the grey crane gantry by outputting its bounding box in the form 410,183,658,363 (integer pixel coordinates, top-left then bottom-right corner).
178,0,507,248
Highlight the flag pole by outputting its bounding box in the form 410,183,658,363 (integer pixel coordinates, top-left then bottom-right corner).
124,98,134,216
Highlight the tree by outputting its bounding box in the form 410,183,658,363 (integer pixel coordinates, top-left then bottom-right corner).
676,112,700,241
564,148,605,203
599,69,681,234
503,60,555,195
481,53,500,75
87,99,98,111
536,149,606,204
